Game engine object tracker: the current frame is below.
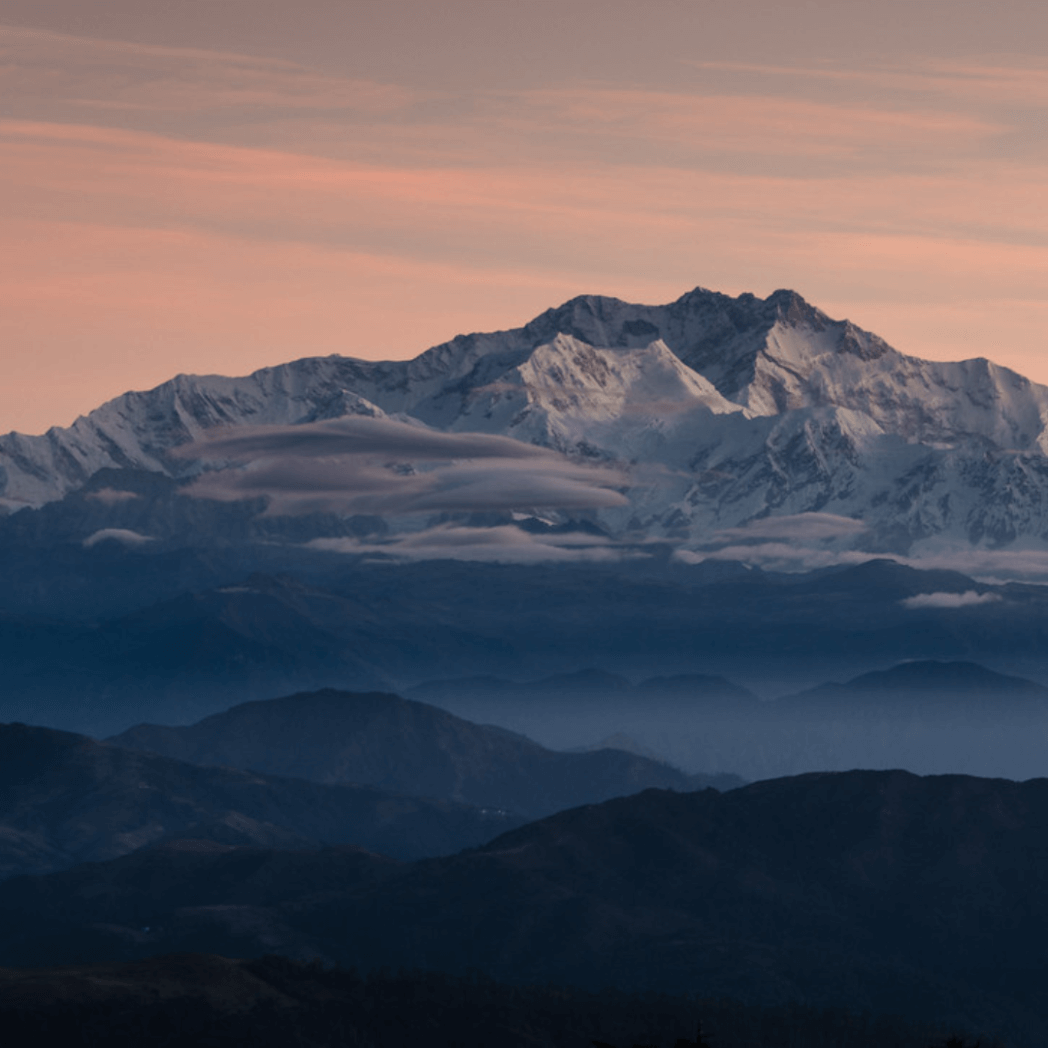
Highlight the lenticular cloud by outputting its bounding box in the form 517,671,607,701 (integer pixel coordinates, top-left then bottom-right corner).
178,417,629,516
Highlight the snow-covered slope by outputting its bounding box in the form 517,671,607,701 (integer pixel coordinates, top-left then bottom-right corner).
4,286,1048,551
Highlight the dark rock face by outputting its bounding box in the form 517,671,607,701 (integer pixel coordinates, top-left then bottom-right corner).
0,722,522,877
2,770,1047,1043
109,688,727,819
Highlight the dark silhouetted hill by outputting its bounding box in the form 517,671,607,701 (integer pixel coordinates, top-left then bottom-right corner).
110,689,739,818
0,722,521,877
1,770,1045,1042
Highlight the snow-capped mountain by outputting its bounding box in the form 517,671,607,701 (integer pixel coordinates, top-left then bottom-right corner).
4,286,1048,552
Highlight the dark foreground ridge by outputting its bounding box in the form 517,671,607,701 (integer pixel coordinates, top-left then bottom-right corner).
0,953,989,1048
1,770,1045,1043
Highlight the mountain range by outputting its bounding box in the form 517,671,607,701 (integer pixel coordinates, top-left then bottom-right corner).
5,286,1048,559
3,769,1044,1045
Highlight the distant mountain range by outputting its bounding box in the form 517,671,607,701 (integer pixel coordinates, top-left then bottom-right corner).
5,286,1048,557
5,550,1048,747
4,552,1048,780
4,770,1046,1045
399,659,1048,781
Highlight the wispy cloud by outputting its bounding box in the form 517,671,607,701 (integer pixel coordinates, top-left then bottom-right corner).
6,25,1048,438
710,512,868,544
309,524,634,564
509,86,999,162
690,58,1048,111
0,25,417,116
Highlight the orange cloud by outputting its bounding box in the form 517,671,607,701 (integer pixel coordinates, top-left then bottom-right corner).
509,87,1000,159
690,58,1048,109
4,26,1048,438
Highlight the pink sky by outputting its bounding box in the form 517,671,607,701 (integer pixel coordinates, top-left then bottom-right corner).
3,1,1048,433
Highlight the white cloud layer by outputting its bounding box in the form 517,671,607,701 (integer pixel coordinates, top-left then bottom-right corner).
901,590,1003,609
676,542,874,573
679,534,1048,586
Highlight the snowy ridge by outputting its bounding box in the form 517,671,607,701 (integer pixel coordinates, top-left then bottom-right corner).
4,286,1048,551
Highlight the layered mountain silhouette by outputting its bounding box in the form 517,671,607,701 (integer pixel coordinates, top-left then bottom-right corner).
408,668,757,709
0,722,522,877
403,657,1048,782
110,689,739,817
2,770,1046,1044
740,660,1048,780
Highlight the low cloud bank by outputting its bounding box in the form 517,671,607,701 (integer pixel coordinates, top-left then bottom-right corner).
903,546,1048,586
681,532,1048,586
677,542,874,572
901,590,1003,609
